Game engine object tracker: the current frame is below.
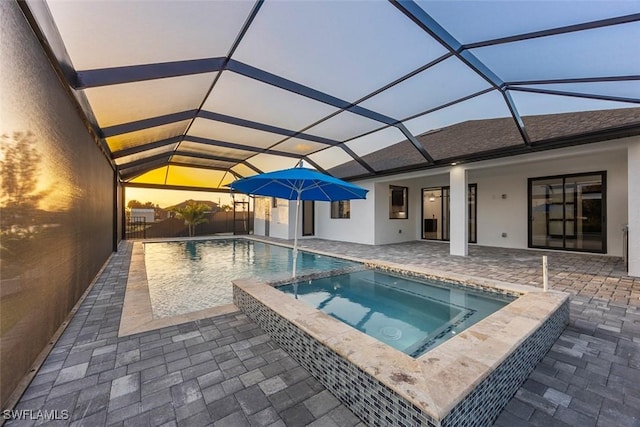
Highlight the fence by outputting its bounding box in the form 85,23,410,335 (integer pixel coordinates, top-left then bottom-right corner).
126,216,147,239
125,211,253,239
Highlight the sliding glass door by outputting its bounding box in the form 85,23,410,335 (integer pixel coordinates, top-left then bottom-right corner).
529,172,606,253
422,184,476,243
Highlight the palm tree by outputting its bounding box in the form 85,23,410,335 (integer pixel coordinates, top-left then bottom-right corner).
171,202,209,237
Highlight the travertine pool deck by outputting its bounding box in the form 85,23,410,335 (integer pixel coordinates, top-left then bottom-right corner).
6,237,640,426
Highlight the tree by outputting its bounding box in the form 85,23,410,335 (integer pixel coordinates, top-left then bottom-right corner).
0,132,47,212
171,202,209,237
127,200,155,209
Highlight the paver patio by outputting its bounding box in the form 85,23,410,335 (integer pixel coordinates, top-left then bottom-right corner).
5,238,640,426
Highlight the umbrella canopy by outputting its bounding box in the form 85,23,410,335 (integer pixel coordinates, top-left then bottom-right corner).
228,166,369,201
228,165,368,277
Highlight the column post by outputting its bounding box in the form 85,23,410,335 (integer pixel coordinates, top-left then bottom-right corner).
628,140,640,277
450,166,468,256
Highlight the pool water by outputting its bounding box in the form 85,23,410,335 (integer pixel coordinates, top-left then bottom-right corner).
143,239,360,317
277,270,514,357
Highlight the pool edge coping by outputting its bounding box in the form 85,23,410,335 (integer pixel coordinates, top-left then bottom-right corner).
118,242,239,337
233,273,570,422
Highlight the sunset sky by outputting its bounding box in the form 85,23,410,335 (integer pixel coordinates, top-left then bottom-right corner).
125,187,244,209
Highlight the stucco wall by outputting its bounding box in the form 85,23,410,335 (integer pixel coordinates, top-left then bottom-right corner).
470,147,628,254
308,141,629,256
314,182,376,245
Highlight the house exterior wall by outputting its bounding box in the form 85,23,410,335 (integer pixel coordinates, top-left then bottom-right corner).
267,198,294,240
130,208,155,223
253,197,268,236
309,139,630,257
315,182,376,245
1,1,115,407
470,147,628,255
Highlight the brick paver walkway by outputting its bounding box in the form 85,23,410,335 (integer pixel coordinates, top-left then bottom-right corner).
6,238,640,426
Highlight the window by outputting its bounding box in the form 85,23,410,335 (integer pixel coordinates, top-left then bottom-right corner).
331,200,350,218
529,172,606,253
389,186,408,219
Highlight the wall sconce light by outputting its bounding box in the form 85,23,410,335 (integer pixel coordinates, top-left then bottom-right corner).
429,193,436,202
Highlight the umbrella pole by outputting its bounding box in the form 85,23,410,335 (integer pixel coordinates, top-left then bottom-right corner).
292,191,301,280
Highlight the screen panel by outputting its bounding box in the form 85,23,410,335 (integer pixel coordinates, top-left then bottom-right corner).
270,138,329,156
114,145,177,166
231,163,258,179
187,118,283,148
418,0,640,45
307,146,357,171
470,22,640,82
165,165,233,188
344,126,406,157
202,71,339,132
178,140,255,160
105,121,190,153
84,73,216,128
233,0,448,101
245,153,299,172
402,90,512,141
1,0,115,406
303,110,384,142
359,57,491,120
47,0,255,68
127,166,169,185
170,156,237,170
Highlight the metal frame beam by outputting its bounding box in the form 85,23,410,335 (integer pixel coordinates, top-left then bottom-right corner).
339,145,376,174
396,123,435,163
119,159,172,181
463,13,640,49
124,182,239,193
506,75,640,86
74,58,226,89
197,110,339,146
117,153,172,171
507,87,640,105
170,150,245,165
101,110,197,138
390,0,532,146
111,136,182,159
184,136,305,159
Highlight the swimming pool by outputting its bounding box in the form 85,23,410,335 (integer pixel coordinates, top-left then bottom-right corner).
143,238,360,317
277,270,513,357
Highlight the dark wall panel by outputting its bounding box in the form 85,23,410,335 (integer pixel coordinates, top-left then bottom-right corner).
1,1,114,407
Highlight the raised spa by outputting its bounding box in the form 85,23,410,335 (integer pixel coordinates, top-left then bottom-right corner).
277,269,514,357
234,261,569,427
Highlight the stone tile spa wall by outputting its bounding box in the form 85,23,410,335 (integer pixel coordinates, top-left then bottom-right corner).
233,278,569,427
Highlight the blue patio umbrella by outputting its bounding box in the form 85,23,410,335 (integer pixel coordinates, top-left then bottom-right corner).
228,164,368,277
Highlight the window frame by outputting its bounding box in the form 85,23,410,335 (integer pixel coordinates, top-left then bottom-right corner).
527,171,607,254
330,200,351,219
389,185,408,219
